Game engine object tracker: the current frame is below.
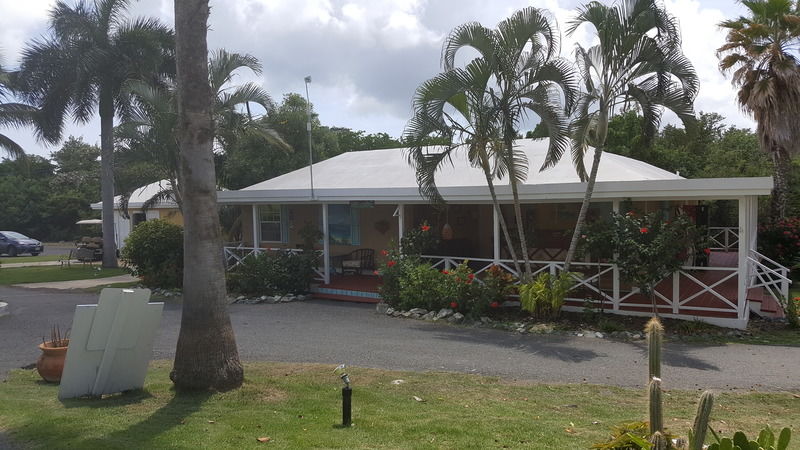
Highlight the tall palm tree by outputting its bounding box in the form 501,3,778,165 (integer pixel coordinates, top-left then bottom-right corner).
405,7,574,279
717,0,800,220
171,0,243,391
559,0,698,271
17,0,173,268
116,49,288,212
0,59,35,159
405,58,524,275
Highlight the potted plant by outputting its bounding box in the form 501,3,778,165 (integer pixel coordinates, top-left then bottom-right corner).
37,325,69,383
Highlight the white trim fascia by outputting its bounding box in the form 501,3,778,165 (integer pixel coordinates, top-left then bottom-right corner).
216,177,773,205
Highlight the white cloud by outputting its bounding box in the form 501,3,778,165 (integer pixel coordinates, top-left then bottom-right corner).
0,0,759,157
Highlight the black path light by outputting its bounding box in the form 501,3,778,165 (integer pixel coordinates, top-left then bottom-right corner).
334,364,352,427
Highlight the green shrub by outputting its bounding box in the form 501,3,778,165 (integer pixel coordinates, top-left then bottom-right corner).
398,262,448,311
120,219,183,289
519,271,574,320
226,251,315,296
440,262,490,318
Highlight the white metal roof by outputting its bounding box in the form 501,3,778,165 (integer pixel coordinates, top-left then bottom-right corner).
91,180,177,210
217,139,773,204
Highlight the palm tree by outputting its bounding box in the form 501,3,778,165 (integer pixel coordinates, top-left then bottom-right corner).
405,7,574,279
116,49,288,213
717,0,800,220
171,0,243,391
559,0,698,271
0,58,35,159
17,0,173,268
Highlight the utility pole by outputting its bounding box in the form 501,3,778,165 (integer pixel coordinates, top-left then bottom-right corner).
304,76,314,200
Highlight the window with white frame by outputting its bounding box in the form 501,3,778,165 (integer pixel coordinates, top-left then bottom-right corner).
259,205,283,242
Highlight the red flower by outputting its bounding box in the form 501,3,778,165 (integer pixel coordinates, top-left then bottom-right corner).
468,273,475,280
421,225,430,232
449,301,458,309
639,227,649,234
387,260,396,267
703,248,711,255
381,249,389,256
490,301,500,308
373,270,380,275
442,270,449,275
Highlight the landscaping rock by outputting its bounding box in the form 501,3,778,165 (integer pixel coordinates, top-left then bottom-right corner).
408,308,428,315
410,313,421,319
392,310,402,317
529,323,554,334
375,302,389,315
434,308,453,320
422,311,436,321
385,307,395,316
401,311,412,318
594,332,605,339
448,312,465,324
0,301,8,318
480,316,492,324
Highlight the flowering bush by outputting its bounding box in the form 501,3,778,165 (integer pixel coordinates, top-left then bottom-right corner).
758,217,800,273
400,221,439,257
482,265,517,304
607,211,699,309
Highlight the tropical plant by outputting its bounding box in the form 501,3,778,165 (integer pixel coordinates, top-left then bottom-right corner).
120,219,183,289
518,271,575,320
717,0,800,220
116,49,288,213
708,426,791,450
0,57,35,159
170,0,243,391
226,251,316,296
17,0,174,268
399,222,439,257
404,6,575,279
559,0,698,271
607,211,699,313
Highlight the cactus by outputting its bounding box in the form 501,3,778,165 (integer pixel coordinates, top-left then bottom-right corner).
650,431,669,450
645,317,663,381
648,377,663,435
689,390,714,450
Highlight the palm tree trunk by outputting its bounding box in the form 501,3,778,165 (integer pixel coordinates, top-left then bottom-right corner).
510,176,532,280
564,144,604,272
170,0,243,391
98,88,118,269
480,161,521,276
769,145,790,221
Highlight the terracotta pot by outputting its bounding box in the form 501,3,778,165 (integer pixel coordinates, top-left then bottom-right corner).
37,340,69,383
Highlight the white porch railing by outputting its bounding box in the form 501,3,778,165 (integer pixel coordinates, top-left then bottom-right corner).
708,227,739,252
420,255,743,319
747,249,792,306
223,245,325,281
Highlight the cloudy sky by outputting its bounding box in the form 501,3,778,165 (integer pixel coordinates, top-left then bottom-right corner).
0,0,750,158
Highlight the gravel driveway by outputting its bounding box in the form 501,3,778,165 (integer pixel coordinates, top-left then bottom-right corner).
1,285,798,391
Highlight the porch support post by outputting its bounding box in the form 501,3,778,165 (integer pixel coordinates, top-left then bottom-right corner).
737,197,749,321
672,272,680,314
397,204,405,246
612,200,620,310
322,203,330,284
493,205,500,263
251,204,259,253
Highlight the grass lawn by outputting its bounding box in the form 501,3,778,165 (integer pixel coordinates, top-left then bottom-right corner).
81,280,141,293
0,254,68,264
0,265,128,285
0,362,796,449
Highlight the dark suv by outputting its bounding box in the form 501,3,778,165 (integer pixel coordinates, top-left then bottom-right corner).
0,231,44,256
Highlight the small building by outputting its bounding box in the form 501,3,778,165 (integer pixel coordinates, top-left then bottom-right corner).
91,180,182,248
217,139,788,329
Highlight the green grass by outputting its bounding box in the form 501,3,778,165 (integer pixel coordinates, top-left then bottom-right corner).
81,281,141,294
0,254,68,264
0,266,128,285
0,362,796,449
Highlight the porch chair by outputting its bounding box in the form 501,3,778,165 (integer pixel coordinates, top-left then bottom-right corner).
334,248,375,275
59,249,76,268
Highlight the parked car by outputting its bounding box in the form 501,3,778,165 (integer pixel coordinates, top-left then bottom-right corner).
0,231,44,256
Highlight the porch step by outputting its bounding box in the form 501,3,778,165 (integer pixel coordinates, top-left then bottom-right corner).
747,291,784,319
312,292,379,304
